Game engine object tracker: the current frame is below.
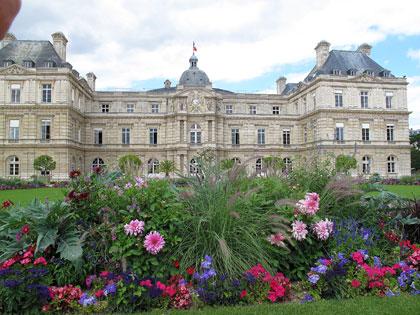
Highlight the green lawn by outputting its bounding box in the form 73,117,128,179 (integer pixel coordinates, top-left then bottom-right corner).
145,295,420,315
368,184,420,199
0,187,65,206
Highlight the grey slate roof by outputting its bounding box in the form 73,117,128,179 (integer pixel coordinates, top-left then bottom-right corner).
179,54,211,87
146,86,234,94
0,40,70,68
304,50,392,82
281,83,298,96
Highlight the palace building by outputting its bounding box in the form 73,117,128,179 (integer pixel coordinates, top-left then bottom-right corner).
0,33,411,179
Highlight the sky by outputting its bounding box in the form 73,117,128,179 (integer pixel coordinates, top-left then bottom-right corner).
6,0,420,128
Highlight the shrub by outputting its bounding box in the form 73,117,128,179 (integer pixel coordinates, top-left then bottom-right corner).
335,155,357,175
33,155,56,179
118,155,142,176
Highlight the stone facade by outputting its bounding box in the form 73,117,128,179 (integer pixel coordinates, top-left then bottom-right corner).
0,33,411,179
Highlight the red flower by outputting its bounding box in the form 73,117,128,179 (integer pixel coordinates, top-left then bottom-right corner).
351,279,361,288
186,266,195,275
140,279,153,288
399,240,411,248
69,170,81,178
2,258,17,269
20,258,31,265
351,252,364,265
240,290,247,299
95,290,104,298
34,257,47,266
21,224,30,235
173,260,180,269
368,281,383,288
2,200,13,208
100,271,110,278
384,231,399,243
77,192,89,201
92,166,102,174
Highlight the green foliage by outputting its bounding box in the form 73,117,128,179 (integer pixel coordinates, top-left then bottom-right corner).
335,155,357,174
33,155,56,175
262,156,285,177
175,156,291,279
118,154,142,175
0,200,83,263
220,159,235,170
159,160,176,178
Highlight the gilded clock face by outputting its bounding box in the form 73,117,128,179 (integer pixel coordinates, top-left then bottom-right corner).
192,98,200,105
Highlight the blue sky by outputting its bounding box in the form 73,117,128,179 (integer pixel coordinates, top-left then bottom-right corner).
7,0,420,127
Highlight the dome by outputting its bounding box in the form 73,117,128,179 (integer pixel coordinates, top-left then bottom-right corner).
179,54,211,87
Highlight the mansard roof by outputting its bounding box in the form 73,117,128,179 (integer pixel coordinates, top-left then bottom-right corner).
304,49,393,82
146,86,235,94
0,40,70,68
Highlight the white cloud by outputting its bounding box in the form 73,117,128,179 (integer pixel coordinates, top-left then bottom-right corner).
408,76,420,129
408,49,420,62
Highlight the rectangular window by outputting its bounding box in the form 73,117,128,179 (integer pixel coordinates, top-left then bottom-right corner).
41,120,51,141
257,128,265,145
101,104,109,113
94,129,103,145
9,120,19,141
42,84,52,103
304,127,307,143
360,91,368,108
151,103,159,113
231,128,240,145
283,129,291,145
272,106,280,115
385,92,393,109
122,128,130,144
11,84,21,103
335,123,344,142
334,90,343,107
387,124,394,142
362,123,370,142
249,105,256,115
225,104,233,114
23,60,33,68
127,103,134,113
149,128,158,145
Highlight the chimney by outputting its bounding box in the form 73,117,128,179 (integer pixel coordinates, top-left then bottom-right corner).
86,72,96,91
164,79,171,89
0,33,16,49
357,43,372,56
315,40,330,68
276,77,286,94
51,32,68,61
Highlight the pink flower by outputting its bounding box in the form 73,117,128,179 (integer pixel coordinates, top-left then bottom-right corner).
267,232,285,247
296,192,320,215
240,290,247,299
140,279,153,288
124,219,145,236
312,219,334,240
144,231,165,255
34,257,47,266
2,258,16,269
125,182,133,189
291,220,308,241
20,258,31,265
351,279,361,288
21,224,30,234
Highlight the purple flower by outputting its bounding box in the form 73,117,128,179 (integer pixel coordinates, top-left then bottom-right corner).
201,255,212,269
308,274,320,284
3,279,23,288
373,256,381,268
79,293,97,306
301,293,314,303
85,275,96,288
311,264,328,274
104,283,117,296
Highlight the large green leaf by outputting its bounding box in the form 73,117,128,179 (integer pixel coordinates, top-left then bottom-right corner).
36,227,58,252
57,234,83,262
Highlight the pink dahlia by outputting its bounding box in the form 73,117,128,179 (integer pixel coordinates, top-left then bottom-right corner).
312,219,334,240
291,220,308,241
144,231,165,255
124,219,145,236
295,192,320,215
267,232,286,247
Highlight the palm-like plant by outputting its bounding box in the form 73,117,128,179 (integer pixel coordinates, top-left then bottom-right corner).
159,160,176,178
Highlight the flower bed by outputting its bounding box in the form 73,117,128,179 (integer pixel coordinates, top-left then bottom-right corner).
0,158,419,313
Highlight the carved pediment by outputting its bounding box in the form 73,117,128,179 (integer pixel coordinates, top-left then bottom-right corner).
0,64,35,75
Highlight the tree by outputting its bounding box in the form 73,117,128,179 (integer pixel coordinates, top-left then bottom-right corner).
118,154,142,176
220,159,235,170
335,154,357,174
159,160,176,178
410,133,420,172
33,155,56,181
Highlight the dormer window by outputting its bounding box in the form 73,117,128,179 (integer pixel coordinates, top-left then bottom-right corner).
347,69,357,76
3,60,14,67
44,61,56,68
364,70,374,76
380,70,390,77
23,60,34,68
332,69,341,75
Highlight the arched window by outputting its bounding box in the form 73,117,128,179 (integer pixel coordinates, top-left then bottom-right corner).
92,157,104,168
71,156,76,171
256,158,262,174
8,156,19,175
387,156,396,173
190,158,199,175
190,124,202,144
232,157,241,165
362,156,371,174
148,159,160,174
283,157,292,172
